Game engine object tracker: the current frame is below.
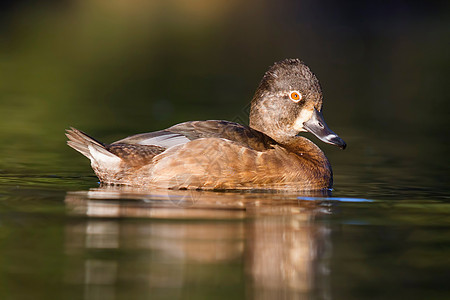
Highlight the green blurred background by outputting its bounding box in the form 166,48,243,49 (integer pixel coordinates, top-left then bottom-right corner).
0,0,449,190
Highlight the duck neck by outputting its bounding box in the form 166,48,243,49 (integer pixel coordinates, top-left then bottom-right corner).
249,97,293,144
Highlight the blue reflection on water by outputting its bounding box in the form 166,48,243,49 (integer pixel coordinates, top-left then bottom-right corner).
298,197,374,203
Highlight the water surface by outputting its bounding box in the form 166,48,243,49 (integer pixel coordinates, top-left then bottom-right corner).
0,168,448,299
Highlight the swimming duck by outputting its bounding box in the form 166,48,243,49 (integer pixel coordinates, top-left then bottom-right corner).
66,59,346,191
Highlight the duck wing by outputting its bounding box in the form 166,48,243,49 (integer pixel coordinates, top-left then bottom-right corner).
113,120,276,151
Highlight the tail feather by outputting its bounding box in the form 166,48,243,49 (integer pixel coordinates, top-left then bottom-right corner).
66,128,123,184
65,127,116,161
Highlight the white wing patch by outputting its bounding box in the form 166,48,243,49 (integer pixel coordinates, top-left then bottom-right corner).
136,133,191,148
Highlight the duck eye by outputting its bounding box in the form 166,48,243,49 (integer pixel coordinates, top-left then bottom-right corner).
289,91,302,102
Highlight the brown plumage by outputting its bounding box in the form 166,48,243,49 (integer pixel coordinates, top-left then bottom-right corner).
66,59,346,191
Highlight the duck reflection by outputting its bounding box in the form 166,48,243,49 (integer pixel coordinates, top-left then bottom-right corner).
64,186,331,299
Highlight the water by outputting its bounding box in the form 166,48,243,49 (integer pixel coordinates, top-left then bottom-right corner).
1,2,449,299
0,156,448,299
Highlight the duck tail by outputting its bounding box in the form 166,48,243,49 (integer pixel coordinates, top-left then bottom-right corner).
65,127,117,162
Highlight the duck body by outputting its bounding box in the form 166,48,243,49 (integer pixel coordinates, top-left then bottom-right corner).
67,121,332,190
67,59,346,191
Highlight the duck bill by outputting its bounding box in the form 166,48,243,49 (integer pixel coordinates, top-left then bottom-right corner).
303,108,347,149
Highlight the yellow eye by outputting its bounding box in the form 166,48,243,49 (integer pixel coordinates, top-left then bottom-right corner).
289,91,302,102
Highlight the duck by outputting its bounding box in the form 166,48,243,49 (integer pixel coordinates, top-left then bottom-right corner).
66,59,346,191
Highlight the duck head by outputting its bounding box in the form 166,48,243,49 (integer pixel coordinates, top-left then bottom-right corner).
249,59,346,149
